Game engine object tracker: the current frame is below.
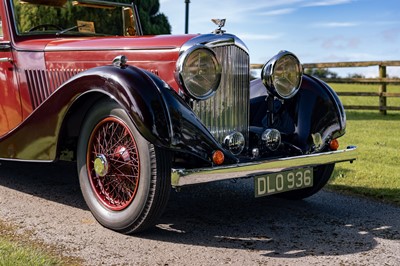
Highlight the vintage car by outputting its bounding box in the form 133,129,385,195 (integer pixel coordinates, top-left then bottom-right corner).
0,0,356,233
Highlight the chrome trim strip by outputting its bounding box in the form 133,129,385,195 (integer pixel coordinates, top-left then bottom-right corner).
70,0,133,8
171,146,357,187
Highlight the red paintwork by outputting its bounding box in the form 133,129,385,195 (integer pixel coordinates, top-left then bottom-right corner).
0,2,22,135
0,0,198,159
12,35,194,117
13,35,193,117
0,0,197,127
0,43,22,136
43,35,192,93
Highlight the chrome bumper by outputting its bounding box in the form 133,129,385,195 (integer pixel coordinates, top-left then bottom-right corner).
171,146,357,187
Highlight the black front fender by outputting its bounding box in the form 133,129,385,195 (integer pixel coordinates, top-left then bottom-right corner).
250,75,346,153
293,75,346,152
144,72,238,164
89,66,237,164
71,66,237,164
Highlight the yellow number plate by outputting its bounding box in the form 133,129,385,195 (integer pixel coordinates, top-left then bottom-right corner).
255,168,313,197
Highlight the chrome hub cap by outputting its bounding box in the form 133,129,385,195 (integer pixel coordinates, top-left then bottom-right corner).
94,154,109,177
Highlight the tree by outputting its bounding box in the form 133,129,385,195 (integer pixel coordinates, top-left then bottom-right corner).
93,0,171,35
136,0,171,34
347,73,365,78
304,68,338,79
13,0,171,35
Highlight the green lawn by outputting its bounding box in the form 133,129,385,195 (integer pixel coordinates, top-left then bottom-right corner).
328,83,400,205
0,221,81,266
0,239,61,266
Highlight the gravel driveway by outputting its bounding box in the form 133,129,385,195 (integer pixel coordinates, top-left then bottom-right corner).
0,161,399,265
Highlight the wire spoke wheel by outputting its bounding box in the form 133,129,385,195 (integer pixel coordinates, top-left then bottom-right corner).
87,117,140,211
78,101,171,233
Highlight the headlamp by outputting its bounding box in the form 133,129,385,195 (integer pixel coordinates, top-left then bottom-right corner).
262,51,302,99
176,45,221,100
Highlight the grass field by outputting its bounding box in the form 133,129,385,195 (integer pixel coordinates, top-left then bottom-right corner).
0,239,61,266
0,221,81,266
328,83,400,205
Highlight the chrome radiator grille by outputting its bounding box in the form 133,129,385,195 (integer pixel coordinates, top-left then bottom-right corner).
192,44,250,147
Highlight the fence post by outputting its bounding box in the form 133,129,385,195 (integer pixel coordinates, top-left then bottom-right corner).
379,65,387,115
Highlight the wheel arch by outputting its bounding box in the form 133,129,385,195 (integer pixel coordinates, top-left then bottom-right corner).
56,91,109,160
56,65,237,166
56,65,174,161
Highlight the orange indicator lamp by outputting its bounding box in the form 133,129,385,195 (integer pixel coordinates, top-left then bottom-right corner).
212,150,224,165
330,139,339,151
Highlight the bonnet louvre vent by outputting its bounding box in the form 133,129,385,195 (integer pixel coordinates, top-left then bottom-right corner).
25,69,82,108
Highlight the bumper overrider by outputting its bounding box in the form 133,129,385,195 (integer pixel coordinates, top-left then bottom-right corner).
172,146,356,187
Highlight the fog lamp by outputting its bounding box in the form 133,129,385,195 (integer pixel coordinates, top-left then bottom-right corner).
224,131,245,155
262,129,281,151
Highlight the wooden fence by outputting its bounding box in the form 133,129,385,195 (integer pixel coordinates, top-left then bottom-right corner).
251,61,400,115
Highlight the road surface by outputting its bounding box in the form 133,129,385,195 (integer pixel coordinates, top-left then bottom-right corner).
0,161,399,265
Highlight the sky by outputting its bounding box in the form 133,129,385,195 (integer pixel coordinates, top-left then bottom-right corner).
159,0,400,77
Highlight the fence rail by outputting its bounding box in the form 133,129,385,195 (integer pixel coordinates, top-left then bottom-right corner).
251,61,400,114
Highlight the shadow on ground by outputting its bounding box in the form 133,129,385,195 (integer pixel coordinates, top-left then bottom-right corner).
1,160,399,259
144,179,399,258
0,160,87,210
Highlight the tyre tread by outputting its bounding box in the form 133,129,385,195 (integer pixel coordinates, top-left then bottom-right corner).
123,146,171,234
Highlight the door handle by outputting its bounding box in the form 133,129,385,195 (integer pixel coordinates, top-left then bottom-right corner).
0,43,11,51
0,57,13,63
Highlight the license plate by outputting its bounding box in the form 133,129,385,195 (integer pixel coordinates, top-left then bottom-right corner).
254,168,313,197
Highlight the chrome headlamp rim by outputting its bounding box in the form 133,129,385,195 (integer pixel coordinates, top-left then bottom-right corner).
261,50,303,99
175,44,222,101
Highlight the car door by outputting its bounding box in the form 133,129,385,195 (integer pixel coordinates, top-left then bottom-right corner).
0,16,22,136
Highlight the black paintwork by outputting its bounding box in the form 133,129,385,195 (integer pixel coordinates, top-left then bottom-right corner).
249,75,345,155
